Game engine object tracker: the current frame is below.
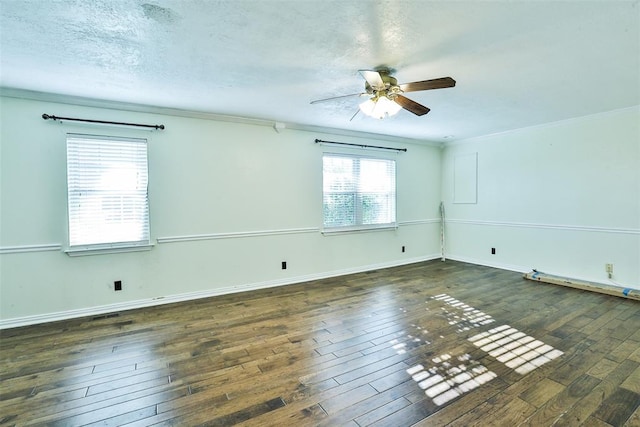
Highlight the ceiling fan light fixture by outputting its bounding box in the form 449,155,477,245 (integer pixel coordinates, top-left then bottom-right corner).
359,95,402,119
312,69,455,119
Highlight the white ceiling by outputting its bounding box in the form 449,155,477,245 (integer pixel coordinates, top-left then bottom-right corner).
1,0,639,143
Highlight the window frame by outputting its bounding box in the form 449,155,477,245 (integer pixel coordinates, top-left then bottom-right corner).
322,152,397,234
64,133,153,256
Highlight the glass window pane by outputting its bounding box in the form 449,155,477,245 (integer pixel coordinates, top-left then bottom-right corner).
323,193,356,228
67,134,150,248
322,153,396,230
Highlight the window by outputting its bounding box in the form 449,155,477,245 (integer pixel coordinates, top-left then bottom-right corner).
322,153,396,232
66,134,150,253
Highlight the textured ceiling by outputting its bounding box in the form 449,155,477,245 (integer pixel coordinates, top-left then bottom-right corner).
1,0,639,142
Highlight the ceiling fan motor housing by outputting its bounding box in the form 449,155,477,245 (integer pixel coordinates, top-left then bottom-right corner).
365,72,401,101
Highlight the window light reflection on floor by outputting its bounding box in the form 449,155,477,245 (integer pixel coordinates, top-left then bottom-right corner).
431,294,495,333
468,324,563,374
399,294,565,407
406,353,497,406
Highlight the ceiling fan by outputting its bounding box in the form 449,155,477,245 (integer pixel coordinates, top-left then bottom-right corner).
311,67,456,120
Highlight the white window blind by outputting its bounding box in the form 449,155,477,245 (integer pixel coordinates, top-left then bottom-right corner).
323,153,396,231
66,134,150,250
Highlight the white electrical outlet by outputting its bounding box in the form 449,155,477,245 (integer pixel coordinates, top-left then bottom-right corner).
605,263,613,278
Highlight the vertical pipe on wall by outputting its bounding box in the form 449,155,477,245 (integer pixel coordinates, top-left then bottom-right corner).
440,201,446,261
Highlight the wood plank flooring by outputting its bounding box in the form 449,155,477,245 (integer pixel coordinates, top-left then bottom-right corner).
1,260,639,426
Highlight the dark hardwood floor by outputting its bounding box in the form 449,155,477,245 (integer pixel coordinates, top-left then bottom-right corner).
1,260,639,426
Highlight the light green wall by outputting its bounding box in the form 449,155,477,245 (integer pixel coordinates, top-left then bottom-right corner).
0,96,443,325
3,95,637,326
441,107,640,287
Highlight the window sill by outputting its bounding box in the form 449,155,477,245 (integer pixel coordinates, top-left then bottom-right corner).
65,243,154,257
322,224,398,235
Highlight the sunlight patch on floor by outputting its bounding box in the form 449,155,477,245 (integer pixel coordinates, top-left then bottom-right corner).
431,293,495,333
468,324,563,374
406,353,497,406
397,293,565,407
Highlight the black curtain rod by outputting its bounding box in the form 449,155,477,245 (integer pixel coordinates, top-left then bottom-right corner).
42,114,165,130
315,138,406,152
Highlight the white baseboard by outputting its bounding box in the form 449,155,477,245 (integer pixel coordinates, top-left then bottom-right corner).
444,255,529,274
0,254,440,329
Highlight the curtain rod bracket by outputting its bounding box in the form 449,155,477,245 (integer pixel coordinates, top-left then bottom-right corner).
42,113,165,130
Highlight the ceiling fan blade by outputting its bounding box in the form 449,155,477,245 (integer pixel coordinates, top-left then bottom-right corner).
394,95,430,116
359,70,385,90
399,77,456,93
310,93,365,104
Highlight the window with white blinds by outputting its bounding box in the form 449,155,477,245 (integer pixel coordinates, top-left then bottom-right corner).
66,134,150,251
322,153,396,231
